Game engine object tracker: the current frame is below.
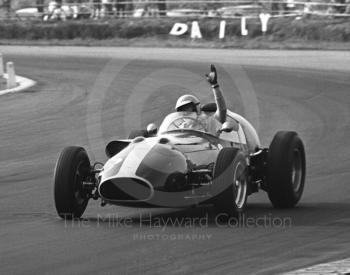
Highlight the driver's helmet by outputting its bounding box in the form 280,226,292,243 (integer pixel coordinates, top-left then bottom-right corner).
175,94,200,114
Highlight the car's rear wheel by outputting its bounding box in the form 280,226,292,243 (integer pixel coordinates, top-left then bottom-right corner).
213,148,248,218
54,146,91,219
267,131,306,208
128,130,148,139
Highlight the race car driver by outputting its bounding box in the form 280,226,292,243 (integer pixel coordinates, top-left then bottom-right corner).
170,64,227,135
158,64,261,151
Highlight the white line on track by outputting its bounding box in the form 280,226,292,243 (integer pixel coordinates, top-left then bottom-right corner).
282,258,350,275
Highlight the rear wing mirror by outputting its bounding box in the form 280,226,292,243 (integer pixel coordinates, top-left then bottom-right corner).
147,123,158,135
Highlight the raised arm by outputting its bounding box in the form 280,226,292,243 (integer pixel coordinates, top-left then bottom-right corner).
205,64,227,123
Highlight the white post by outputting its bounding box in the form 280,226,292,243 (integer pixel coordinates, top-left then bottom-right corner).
6,62,17,89
0,53,4,77
241,17,248,36
219,20,226,39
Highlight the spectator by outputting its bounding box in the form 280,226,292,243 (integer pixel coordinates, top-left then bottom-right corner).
142,0,159,18
328,0,346,14
115,0,126,17
36,0,45,14
47,0,66,21
56,0,62,9
102,0,113,17
285,0,295,13
92,0,101,19
158,0,166,17
303,0,312,18
327,0,338,15
75,0,91,19
346,0,350,13
66,0,76,18
337,0,346,13
126,0,134,17
3,0,11,18
271,0,283,15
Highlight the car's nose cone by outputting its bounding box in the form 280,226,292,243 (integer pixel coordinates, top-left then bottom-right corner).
99,177,153,201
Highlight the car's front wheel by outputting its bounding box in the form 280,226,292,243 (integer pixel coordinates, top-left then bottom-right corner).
267,131,306,208
213,148,248,218
54,146,91,219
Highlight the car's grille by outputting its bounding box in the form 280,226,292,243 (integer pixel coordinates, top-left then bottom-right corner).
99,178,152,201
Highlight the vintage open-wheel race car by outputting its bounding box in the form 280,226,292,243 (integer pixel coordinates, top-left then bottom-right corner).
53,103,306,220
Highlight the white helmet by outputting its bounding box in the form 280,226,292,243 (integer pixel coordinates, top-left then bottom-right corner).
175,94,200,114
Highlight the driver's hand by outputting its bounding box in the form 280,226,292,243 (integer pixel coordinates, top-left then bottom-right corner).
205,64,219,87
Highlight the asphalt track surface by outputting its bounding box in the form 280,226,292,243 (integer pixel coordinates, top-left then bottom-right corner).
0,46,350,275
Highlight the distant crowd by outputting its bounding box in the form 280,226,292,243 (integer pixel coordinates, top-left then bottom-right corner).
35,0,167,20
327,0,350,14
1,0,349,21
270,0,350,15
36,0,139,19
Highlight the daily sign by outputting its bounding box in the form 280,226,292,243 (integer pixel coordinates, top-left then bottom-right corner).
169,13,271,39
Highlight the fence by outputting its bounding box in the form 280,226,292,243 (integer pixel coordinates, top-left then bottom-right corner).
0,0,350,20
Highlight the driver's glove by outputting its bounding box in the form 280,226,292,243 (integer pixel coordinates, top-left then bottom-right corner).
205,64,219,88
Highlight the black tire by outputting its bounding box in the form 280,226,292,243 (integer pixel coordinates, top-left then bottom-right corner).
54,146,91,219
213,148,248,218
267,131,306,208
128,130,148,139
